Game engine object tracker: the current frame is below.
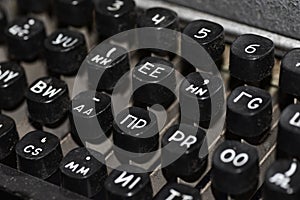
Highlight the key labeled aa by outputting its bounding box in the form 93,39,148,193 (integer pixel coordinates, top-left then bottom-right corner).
69,90,113,145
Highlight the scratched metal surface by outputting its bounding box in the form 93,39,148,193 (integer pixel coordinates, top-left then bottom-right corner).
166,0,300,41
0,1,282,199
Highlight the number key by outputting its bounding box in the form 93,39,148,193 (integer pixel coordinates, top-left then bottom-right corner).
229,34,274,82
183,20,225,62
211,140,259,199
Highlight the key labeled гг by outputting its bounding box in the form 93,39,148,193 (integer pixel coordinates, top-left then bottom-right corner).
226,85,272,143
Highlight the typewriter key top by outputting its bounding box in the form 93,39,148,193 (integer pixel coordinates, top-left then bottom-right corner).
113,107,159,154
17,0,51,14
25,77,69,125
0,6,7,42
137,7,179,56
226,86,272,143
69,90,113,145
161,124,208,182
95,0,136,39
16,131,62,182
5,17,46,61
183,20,225,62
44,29,87,75
0,62,27,110
279,49,300,97
55,0,94,27
132,57,176,108
179,72,224,125
154,183,202,200
86,44,129,92
60,147,107,198
264,159,300,200
0,115,19,166
211,140,259,198
277,104,300,160
104,165,153,200
229,34,274,82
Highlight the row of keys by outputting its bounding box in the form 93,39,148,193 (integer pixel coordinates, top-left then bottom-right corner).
4,109,300,199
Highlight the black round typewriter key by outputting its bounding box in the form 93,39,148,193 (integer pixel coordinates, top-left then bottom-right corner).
277,104,300,160
154,183,202,200
179,72,224,127
15,131,62,183
0,6,7,42
161,124,208,182
0,114,19,167
132,57,176,108
5,17,46,61
211,140,259,199
113,107,158,161
137,7,179,57
44,29,87,75
86,44,130,92
226,85,272,144
263,159,300,200
95,0,136,39
25,77,69,125
104,165,153,200
17,0,51,14
229,34,274,83
60,147,107,198
69,90,113,146
279,49,300,98
137,7,178,30
0,62,27,110
55,0,93,28
183,20,225,62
